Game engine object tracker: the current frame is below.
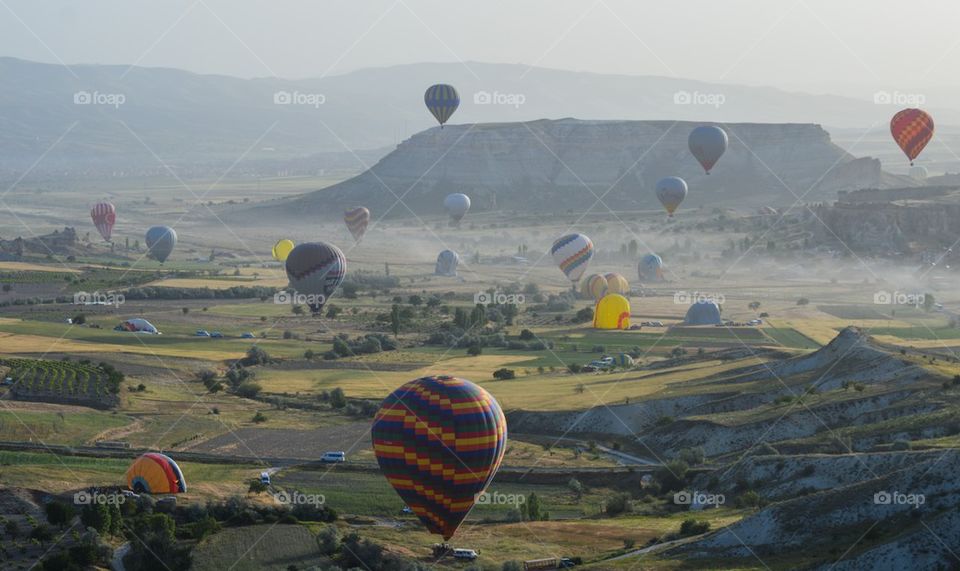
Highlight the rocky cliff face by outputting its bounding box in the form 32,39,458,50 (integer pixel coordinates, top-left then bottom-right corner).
810,185,960,254
243,119,910,221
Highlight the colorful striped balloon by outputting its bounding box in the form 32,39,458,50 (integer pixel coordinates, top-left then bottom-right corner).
90,202,116,242
891,108,934,165
551,233,594,283
344,207,370,242
372,376,507,540
424,84,460,127
126,453,186,494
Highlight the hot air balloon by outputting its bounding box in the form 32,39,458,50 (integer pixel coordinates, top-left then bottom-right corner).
435,250,460,277
424,84,460,127
638,253,664,282
655,177,688,217
594,294,631,330
90,202,116,242
126,453,186,494
114,318,160,334
604,273,630,296
551,233,594,285
372,375,507,541
891,108,934,165
688,126,728,174
581,274,608,301
145,226,177,264
344,207,371,242
272,239,295,262
285,242,346,314
909,165,929,181
684,300,722,325
444,193,471,224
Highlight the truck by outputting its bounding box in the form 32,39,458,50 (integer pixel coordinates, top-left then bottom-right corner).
524,557,576,570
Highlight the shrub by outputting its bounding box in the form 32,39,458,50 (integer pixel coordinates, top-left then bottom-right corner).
679,519,711,536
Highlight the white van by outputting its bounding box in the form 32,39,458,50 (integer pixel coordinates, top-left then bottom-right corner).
260,472,271,485
453,549,478,560
320,451,346,463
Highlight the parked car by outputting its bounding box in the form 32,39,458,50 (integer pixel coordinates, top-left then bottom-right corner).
400,506,413,514
453,549,479,561
241,332,255,339
320,451,346,463
210,331,224,338
260,472,271,485
195,330,210,337
1,377,13,386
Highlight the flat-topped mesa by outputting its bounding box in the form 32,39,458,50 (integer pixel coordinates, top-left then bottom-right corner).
255,119,908,220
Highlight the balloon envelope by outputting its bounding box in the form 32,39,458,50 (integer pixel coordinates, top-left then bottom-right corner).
145,226,177,263
604,273,630,295
688,126,728,174
444,193,471,223
551,233,594,283
435,250,460,277
655,177,688,216
272,239,295,262
344,207,371,242
372,375,507,540
424,84,460,127
891,108,934,164
638,254,664,282
126,453,186,494
594,294,631,330
285,242,346,314
90,202,116,242
581,274,608,301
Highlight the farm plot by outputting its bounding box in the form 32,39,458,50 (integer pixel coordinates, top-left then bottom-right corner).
1,358,122,409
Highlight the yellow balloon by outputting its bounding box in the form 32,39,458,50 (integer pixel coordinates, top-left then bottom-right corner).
604,273,630,295
272,239,295,261
594,294,631,330
580,274,608,301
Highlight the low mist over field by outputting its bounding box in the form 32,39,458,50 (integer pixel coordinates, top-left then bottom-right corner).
1,2,960,570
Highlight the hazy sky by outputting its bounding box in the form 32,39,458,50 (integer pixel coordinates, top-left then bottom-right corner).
3,0,959,95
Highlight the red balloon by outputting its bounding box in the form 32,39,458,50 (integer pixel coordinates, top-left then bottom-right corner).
90,202,116,242
891,108,934,165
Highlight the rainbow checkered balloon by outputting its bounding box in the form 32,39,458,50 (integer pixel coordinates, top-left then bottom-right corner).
372,375,507,540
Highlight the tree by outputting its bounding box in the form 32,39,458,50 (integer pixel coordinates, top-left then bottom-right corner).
796,297,810,306
45,500,75,528
467,345,482,356
181,307,190,315
526,492,543,521
748,301,761,311
235,382,262,398
330,387,347,409
568,478,583,499
493,368,516,380
390,304,402,336
408,295,423,306
519,329,535,341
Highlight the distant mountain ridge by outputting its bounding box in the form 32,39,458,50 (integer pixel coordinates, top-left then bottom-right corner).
0,57,955,173
237,119,913,220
